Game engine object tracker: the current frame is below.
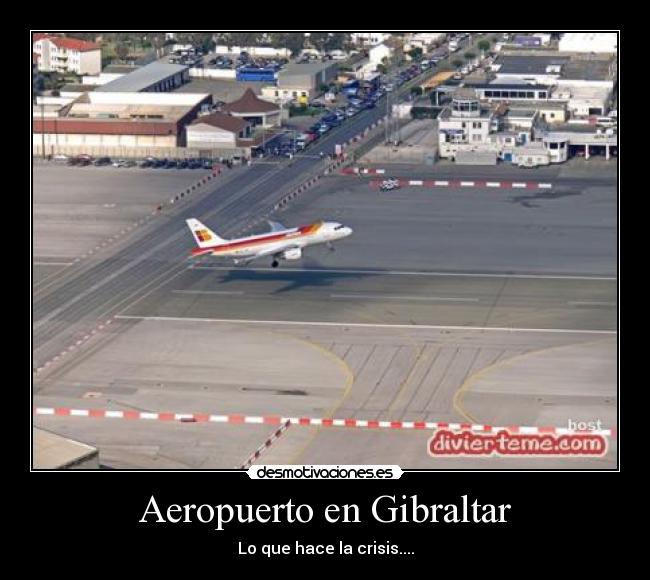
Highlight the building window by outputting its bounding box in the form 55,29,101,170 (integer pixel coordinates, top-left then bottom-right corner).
550,113,555,119
539,91,547,99
526,91,534,99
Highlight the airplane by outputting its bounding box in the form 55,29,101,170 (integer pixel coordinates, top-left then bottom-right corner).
186,218,353,267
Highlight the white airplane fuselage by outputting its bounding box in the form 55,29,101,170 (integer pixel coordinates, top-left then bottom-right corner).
187,219,352,266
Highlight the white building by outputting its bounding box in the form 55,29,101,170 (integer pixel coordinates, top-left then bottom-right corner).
369,43,393,66
405,33,446,51
351,33,390,47
558,33,617,54
438,88,495,159
33,34,101,75
186,112,252,149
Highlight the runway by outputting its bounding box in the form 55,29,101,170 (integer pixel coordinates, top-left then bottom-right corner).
120,266,616,332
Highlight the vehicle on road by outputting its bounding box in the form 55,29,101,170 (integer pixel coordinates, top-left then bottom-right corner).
94,157,112,166
186,218,353,268
379,178,400,192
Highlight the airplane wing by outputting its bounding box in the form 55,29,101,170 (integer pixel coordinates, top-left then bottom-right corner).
267,220,287,232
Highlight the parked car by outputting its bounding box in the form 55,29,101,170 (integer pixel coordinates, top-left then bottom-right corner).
94,157,112,166
138,159,153,168
177,159,189,169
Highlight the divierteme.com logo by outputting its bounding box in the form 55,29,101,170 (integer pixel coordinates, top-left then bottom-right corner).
428,429,608,457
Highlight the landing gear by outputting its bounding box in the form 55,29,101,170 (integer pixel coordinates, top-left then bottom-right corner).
327,242,335,252
271,260,279,268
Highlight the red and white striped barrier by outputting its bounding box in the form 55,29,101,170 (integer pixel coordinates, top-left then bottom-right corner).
240,420,292,469
370,179,553,189
33,407,615,437
340,167,387,175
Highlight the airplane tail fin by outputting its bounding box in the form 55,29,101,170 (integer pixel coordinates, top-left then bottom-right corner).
186,218,227,249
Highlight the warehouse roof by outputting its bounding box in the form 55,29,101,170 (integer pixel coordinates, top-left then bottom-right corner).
494,55,570,75
222,88,279,114
97,62,188,92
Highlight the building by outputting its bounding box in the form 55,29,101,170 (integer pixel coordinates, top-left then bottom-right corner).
96,62,189,93
558,33,617,54
33,91,211,155
369,43,393,66
33,34,101,75
32,53,43,97
270,61,339,101
351,33,390,47
473,83,552,102
405,33,446,51
437,88,495,159
186,112,252,148
221,88,281,127
542,126,617,161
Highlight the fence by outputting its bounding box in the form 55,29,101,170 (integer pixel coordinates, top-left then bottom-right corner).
32,144,250,161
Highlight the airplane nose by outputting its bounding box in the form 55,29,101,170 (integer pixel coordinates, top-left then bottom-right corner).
345,227,353,236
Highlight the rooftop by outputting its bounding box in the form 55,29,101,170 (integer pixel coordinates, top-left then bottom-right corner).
494,55,570,75
97,62,188,93
33,34,100,52
34,428,98,469
504,108,537,118
560,59,614,81
191,112,249,133
439,107,492,120
222,88,279,114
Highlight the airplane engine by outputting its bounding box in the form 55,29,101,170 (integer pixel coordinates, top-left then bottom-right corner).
281,248,302,261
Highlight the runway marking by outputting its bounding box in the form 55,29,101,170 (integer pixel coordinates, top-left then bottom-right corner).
191,265,616,281
115,315,617,335
172,290,244,296
330,293,480,302
568,301,616,307
240,420,292,469
33,261,74,266
33,407,616,437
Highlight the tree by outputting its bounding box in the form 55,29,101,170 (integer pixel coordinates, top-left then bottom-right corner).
407,46,423,61
452,58,463,68
309,32,330,52
115,43,129,61
411,86,423,96
464,51,476,61
269,33,304,56
222,32,263,48
478,40,490,53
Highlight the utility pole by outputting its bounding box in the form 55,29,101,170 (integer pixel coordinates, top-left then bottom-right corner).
41,101,45,159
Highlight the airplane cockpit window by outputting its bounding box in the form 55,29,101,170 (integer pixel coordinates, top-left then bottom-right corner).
334,225,345,230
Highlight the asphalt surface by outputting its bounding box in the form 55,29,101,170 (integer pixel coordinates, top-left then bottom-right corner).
32,90,404,370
